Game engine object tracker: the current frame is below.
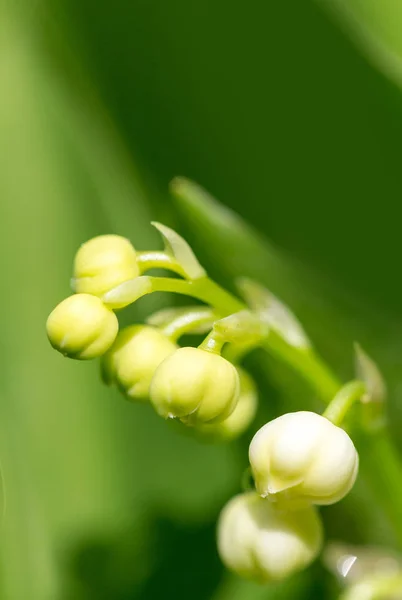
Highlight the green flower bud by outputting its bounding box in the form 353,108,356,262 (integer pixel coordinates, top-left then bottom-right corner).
217,492,323,583
101,325,178,401
197,368,257,440
249,411,359,508
72,235,139,297
46,294,118,359
150,347,240,425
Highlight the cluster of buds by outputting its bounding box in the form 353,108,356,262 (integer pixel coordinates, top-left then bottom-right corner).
47,203,382,588
46,229,258,437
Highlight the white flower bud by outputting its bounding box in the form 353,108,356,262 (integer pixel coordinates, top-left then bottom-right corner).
46,294,118,359
196,368,258,440
249,411,359,508
72,234,139,297
150,347,240,425
101,325,178,401
217,492,323,582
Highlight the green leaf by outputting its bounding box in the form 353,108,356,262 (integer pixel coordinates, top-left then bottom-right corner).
151,220,206,280
320,0,402,89
147,306,217,335
355,343,387,405
237,278,311,350
355,343,387,431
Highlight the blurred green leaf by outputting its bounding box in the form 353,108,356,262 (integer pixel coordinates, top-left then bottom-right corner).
0,7,241,599
322,0,402,87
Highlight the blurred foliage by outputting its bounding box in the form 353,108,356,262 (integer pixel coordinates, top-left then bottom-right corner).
2,0,402,599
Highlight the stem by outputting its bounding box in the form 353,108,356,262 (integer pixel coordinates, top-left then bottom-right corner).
198,330,225,354
139,276,244,314
136,251,187,278
323,380,366,426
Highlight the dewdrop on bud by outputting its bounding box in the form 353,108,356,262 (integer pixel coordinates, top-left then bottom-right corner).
101,325,178,401
249,411,358,508
217,492,323,582
72,234,139,297
46,294,118,359
197,368,258,440
150,347,240,425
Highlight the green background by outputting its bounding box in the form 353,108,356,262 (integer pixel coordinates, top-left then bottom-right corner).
1,0,402,598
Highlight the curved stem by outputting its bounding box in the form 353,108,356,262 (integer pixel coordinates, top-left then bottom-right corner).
136,251,187,278
103,275,245,313
198,330,225,354
323,380,366,426
149,276,244,315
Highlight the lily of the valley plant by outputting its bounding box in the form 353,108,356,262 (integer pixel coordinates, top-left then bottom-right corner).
46,178,401,597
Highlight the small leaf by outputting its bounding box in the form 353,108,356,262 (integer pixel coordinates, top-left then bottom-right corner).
237,278,311,350
103,276,153,309
355,343,387,404
151,221,206,280
147,306,193,327
147,306,217,335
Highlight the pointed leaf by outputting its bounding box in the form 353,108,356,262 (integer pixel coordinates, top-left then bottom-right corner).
355,343,387,404
103,276,153,309
151,221,206,280
147,306,194,327
147,306,217,335
237,278,311,350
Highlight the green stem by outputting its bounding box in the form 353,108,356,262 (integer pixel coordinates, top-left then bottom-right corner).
323,380,366,426
198,330,225,354
136,251,187,278
151,276,244,314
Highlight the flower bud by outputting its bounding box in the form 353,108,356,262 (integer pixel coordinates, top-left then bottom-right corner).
197,368,257,440
46,294,118,359
101,325,178,401
72,235,139,297
217,492,323,582
249,411,359,508
150,347,240,425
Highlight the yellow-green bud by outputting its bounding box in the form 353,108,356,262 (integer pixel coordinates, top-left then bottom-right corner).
72,235,139,297
197,368,258,440
101,325,178,401
217,492,323,582
249,411,359,508
150,347,240,425
46,294,118,359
